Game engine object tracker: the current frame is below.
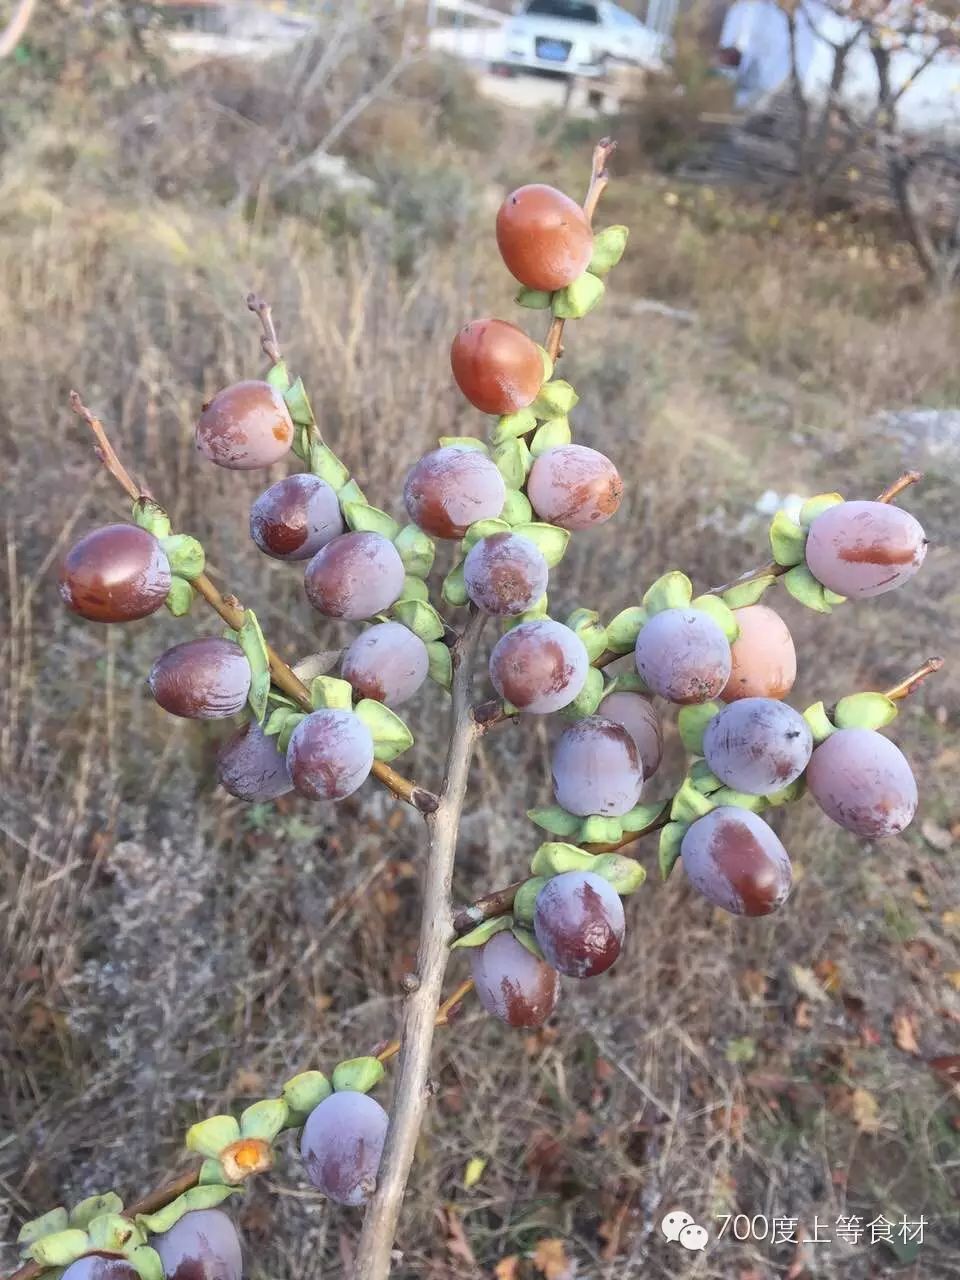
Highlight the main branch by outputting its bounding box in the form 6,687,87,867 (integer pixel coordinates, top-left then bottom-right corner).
352,608,486,1279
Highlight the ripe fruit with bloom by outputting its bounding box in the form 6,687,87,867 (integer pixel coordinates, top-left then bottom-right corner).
702,698,812,796
250,473,343,561
403,446,506,540
304,531,405,620
450,319,545,415
496,183,593,292
463,532,548,616
721,604,797,702
301,1091,389,1207
804,500,927,598
59,525,171,623
526,445,623,531
286,708,375,801
597,691,663,780
60,1258,138,1280
488,619,589,714
196,381,294,470
806,728,917,837
153,1209,242,1280
551,715,643,816
634,608,731,704
217,721,292,801
681,806,793,916
341,622,429,707
149,637,251,719
470,930,560,1027
533,870,625,977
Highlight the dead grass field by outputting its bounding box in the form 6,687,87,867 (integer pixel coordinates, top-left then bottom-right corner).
1,24,958,1280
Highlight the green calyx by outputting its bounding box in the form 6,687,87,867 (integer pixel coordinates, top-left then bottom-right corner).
620,799,671,833
511,522,569,568
500,489,534,526
282,1070,332,1124
70,1194,125,1230
579,814,623,845
834,691,898,730
132,497,171,539
604,671,650,695
721,574,778,609
563,666,604,719
798,491,844,527
659,822,687,881
393,523,436,579
354,698,414,761
590,853,646,895
783,564,843,613
551,272,605,319
677,701,722,756
159,534,205,581
530,416,571,458
442,561,468,607
309,680,354,714
426,640,453,691
588,225,629,276
769,510,807,567
283,375,314,427
439,435,489,453
511,925,544,959
185,1114,241,1159
670,777,717,825
450,914,513,950
267,360,291,393
515,287,553,310
689,594,739,642
393,597,445,642
336,477,366,508
643,571,693,615
527,805,582,838
565,608,608,662
503,594,548,629
492,409,537,445
493,437,532,489
332,1056,384,1094
309,443,350,489
401,575,429,602
165,577,194,617
806,701,836,744
240,1097,289,1142
238,609,271,724
530,379,579,420
462,518,512,554
136,1185,238,1237
512,877,548,923
530,842,595,877
604,605,646,654
343,502,400,541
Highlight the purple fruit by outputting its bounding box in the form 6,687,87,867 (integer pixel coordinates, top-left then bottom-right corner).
341,622,429,707
681,806,793,916
148,638,251,719
488,619,589,715
59,525,171,623
304,531,405,620
300,1090,388,1206
634,608,731,705
196,380,294,470
250,473,343,561
470,930,560,1027
533,870,625,978
806,728,917,837
526,445,623,531
217,721,292,801
702,698,812,796
286,709,374,801
805,500,927,598
463,532,549,616
403,446,506,540
61,1259,138,1280
551,715,643,816
153,1209,242,1280
597,691,663,779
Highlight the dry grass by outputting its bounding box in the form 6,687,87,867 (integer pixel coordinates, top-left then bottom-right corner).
1,29,959,1280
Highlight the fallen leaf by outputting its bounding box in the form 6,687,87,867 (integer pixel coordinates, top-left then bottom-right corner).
740,968,768,1001
921,819,953,851
494,1259,520,1280
851,1086,881,1133
893,1010,921,1055
814,957,842,993
794,999,814,1029
928,1054,960,1085
790,964,829,1003
532,1238,574,1280
946,971,960,992
911,887,931,910
942,910,960,931
463,1157,486,1189
598,1203,630,1261
438,1207,476,1267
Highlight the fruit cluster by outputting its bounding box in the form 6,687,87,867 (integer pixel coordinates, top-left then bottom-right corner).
34,145,940,1280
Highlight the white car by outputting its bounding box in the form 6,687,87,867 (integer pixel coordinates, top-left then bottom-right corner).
499,0,667,78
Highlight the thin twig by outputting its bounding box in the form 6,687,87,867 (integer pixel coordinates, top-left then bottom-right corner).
246,293,282,365
882,656,943,702
375,978,476,1065
68,394,437,815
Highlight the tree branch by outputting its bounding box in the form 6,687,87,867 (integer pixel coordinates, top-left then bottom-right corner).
68,393,437,814
352,607,487,1279
0,0,36,59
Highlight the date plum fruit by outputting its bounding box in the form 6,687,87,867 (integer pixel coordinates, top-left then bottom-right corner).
703,698,813,796
533,870,625,978
250,473,343,561
488,619,589,715
300,1090,388,1207
526,445,623,531
403,446,506,539
470,930,560,1027
149,637,251,719
597,691,663,780
196,380,294,470
804,500,927,598
450,319,544,416
217,721,292,801
551,715,643,816
721,604,797,702
463,532,549,616
286,708,375,801
634,608,732,704
496,183,593,292
681,806,793,916
153,1209,242,1280
341,622,429,707
304,531,405,620
806,728,917,837
61,1258,138,1280
59,525,171,623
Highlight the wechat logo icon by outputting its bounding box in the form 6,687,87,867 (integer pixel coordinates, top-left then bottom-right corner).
660,1210,709,1251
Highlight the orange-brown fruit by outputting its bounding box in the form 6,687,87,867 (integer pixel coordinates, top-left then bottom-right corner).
450,319,544,415
722,604,797,702
496,184,593,292
196,380,294,470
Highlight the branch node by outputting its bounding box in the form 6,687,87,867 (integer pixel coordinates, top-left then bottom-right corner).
400,972,421,994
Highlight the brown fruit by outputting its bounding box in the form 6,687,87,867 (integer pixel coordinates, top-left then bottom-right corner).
148,637,251,719
59,524,171,623
403,446,506,539
496,183,594,292
196,380,294,470
450,319,544,415
526,445,622,531
722,605,797,702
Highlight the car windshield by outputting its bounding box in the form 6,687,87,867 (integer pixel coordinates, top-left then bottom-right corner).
524,1,601,22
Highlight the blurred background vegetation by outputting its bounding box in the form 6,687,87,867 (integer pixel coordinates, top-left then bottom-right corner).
0,2,958,1277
